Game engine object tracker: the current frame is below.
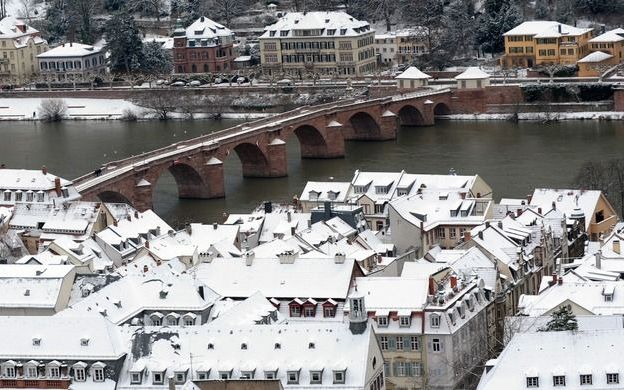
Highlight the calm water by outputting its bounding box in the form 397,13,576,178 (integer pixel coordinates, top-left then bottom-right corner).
1,119,623,226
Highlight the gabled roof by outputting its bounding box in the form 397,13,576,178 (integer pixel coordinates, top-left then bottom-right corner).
37,42,102,58
185,16,233,39
260,11,372,39
503,20,592,38
578,50,613,63
589,28,624,43
455,67,490,80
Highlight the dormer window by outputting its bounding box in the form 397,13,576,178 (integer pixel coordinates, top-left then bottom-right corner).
310,370,323,384
80,338,89,346
309,191,319,200
287,370,300,384
32,338,41,346
264,370,277,379
241,343,247,350
241,370,255,379
269,31,276,37
308,342,315,349
580,374,592,385
333,370,346,384
153,371,165,385
377,315,388,327
130,372,142,384
526,376,539,387
430,314,440,328
399,315,411,327
175,371,187,384
327,191,338,200
553,375,566,386
219,370,232,379
208,343,214,349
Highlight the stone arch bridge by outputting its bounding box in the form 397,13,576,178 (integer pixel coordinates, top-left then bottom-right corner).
75,89,452,211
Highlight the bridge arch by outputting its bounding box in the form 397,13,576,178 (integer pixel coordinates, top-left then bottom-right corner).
160,161,212,199
96,190,133,205
434,102,451,117
292,124,330,159
348,112,382,140
232,142,271,177
398,105,426,127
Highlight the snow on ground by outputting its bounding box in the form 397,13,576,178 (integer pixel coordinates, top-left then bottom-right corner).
0,98,140,120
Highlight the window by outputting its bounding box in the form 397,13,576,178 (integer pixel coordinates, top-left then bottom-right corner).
450,228,457,239
377,316,388,327
380,336,388,350
323,306,335,317
5,366,15,378
241,371,254,379
93,368,104,382
183,317,195,326
153,372,164,384
436,227,446,239
432,338,441,352
219,371,231,379
399,316,411,327
25,366,37,378
397,362,406,377
241,343,247,350
207,343,214,349
15,192,22,202
131,372,141,384
333,370,345,384
607,373,619,384
174,372,185,383
431,314,440,328
411,362,422,377
290,305,301,317
81,338,89,346
197,372,208,380
74,368,86,382
304,306,316,317
310,371,322,384
265,371,276,380
287,371,299,384
374,204,384,214
410,336,420,351
580,374,592,385
396,336,404,351
3,191,10,201
526,377,539,388
48,366,60,378
152,318,161,326
553,375,565,386
274,343,281,349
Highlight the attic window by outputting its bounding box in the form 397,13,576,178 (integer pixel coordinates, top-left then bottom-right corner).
340,28,347,35
274,343,281,349
208,343,214,349
241,343,247,350
308,342,315,349
80,338,89,346
32,338,41,346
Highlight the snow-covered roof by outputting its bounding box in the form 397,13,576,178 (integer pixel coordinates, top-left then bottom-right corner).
455,67,490,80
529,188,606,230
147,223,239,262
352,277,428,312
299,181,351,203
503,20,592,38
61,264,218,325
194,256,355,299
578,50,613,63
0,168,72,191
0,264,75,310
518,280,624,316
209,291,283,326
589,28,624,43
120,321,381,388
37,42,102,58
478,330,624,390
260,11,373,39
185,16,233,39
0,17,40,39
395,66,431,80
0,314,125,360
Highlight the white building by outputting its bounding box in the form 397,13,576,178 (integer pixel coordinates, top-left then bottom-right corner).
0,167,80,207
395,66,431,89
455,67,491,89
37,42,106,82
478,330,624,390
0,264,75,315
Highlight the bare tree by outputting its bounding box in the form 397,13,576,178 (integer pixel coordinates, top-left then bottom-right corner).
134,90,181,120
18,0,35,21
128,0,165,21
38,99,67,122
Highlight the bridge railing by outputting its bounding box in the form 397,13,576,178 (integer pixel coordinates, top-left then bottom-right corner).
73,92,443,191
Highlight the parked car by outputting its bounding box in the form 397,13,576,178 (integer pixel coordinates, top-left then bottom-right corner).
189,80,201,87
171,81,186,87
277,79,293,86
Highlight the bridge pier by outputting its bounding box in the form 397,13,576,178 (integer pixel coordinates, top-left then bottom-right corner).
378,110,399,140
239,138,288,178
301,125,345,159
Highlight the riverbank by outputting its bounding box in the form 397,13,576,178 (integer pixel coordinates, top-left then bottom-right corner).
0,98,273,121
445,112,624,121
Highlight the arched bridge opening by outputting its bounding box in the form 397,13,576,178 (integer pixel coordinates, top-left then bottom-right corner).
293,124,330,159
398,105,426,127
434,102,452,117
348,112,382,140
96,190,133,206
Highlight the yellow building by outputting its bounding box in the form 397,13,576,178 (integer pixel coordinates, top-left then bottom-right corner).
259,11,376,78
578,28,624,77
501,21,592,68
0,17,48,85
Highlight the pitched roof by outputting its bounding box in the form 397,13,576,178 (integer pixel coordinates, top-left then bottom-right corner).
503,20,592,38
395,66,431,80
578,50,613,63
455,67,490,80
260,11,372,39
589,28,624,43
37,42,102,58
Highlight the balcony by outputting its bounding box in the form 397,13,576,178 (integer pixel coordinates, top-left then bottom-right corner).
0,379,71,389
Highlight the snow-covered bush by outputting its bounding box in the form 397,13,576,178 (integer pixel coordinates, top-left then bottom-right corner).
38,99,67,122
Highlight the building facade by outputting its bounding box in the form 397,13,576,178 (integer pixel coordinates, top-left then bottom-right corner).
172,17,236,74
37,43,106,82
259,11,376,78
0,17,47,84
501,21,592,68
578,28,624,77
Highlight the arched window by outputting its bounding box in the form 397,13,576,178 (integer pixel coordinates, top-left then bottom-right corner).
191,64,197,73
203,64,209,72
177,65,183,73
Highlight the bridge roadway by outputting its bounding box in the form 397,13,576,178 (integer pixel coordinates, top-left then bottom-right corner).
74,89,453,211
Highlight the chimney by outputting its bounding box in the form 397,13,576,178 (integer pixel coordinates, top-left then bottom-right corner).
41,165,48,175
428,277,436,295
113,219,118,227
334,252,346,264
200,16,205,22
143,265,149,273
264,201,273,213
324,201,332,220
557,276,563,285
245,250,255,266
558,24,562,33
287,211,292,223
516,208,523,217
478,230,483,240
485,221,490,228
450,275,457,290
463,231,471,242
54,177,61,196
497,221,503,229
70,42,73,47
538,207,542,215
290,226,296,235
145,240,150,248
185,223,193,235
213,223,218,230
134,211,139,219
551,272,557,285
613,240,620,255
552,201,556,210
595,250,602,269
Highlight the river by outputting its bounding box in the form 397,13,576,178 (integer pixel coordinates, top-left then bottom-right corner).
1,119,623,226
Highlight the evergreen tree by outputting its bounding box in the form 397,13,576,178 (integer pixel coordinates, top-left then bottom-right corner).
104,9,144,73
475,0,522,54
539,306,578,332
535,0,551,19
141,41,173,75
44,0,70,44
555,0,576,24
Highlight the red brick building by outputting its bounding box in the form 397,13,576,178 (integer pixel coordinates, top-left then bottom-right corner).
172,17,236,74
